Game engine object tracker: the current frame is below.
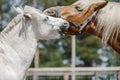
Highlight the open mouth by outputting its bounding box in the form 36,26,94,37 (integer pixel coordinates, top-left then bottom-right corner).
58,30,66,38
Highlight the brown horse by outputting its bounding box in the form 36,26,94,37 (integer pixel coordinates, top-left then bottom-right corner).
44,0,120,53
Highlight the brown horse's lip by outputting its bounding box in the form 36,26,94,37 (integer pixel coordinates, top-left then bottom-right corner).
63,30,69,34
62,29,80,35
60,29,68,34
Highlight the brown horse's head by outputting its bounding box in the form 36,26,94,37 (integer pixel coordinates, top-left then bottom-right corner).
44,0,108,35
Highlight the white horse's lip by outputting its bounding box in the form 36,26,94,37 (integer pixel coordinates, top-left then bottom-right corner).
58,30,66,38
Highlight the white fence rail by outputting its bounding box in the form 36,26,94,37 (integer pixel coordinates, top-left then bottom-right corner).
26,67,120,80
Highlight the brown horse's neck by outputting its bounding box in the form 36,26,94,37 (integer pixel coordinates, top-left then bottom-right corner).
85,21,120,53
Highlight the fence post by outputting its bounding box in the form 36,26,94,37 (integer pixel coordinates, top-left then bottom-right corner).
33,47,40,80
118,71,120,80
64,72,69,80
95,72,99,80
71,36,76,80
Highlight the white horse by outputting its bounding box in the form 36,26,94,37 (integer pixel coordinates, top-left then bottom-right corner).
0,6,69,80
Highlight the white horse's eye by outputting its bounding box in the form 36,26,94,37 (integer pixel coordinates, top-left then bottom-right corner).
44,17,49,21
75,6,83,11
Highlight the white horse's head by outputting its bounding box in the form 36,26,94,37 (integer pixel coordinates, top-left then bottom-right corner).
17,6,69,40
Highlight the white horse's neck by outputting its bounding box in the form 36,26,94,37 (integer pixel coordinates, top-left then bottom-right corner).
0,15,37,80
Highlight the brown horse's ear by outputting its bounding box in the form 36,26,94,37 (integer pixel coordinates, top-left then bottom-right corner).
89,0,108,11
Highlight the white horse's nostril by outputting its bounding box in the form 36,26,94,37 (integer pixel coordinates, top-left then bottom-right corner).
60,22,69,30
63,22,69,29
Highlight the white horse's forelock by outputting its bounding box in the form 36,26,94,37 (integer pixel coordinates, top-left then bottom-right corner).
73,0,120,44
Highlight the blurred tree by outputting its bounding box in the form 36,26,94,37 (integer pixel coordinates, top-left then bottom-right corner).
110,0,120,2
0,0,11,31
39,0,76,9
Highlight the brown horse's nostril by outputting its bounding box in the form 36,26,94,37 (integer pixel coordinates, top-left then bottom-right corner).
44,9,56,17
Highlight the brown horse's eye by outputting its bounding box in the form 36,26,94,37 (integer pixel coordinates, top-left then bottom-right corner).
75,6,83,11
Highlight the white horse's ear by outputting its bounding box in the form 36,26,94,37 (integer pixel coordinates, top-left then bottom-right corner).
23,13,32,20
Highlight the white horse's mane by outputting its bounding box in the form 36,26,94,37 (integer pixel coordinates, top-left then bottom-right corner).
1,14,22,34
1,6,42,36
73,0,120,44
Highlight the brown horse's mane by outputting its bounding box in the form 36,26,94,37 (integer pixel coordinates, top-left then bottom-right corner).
73,0,120,44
